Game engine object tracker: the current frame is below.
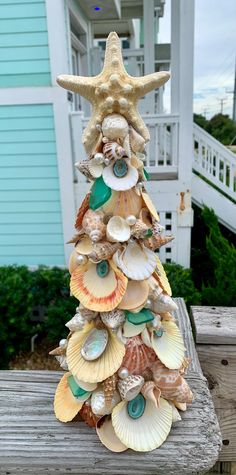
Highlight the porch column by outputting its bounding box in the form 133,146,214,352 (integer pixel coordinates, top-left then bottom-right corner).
171,0,195,267
143,0,155,113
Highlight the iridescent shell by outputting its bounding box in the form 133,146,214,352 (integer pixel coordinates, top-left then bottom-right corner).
122,336,157,375
103,160,138,191
82,209,106,243
81,328,108,361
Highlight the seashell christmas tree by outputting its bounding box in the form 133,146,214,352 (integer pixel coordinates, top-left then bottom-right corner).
52,32,193,453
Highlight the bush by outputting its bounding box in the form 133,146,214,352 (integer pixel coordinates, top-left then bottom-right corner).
164,263,201,309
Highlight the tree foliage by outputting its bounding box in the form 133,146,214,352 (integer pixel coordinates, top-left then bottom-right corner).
194,113,236,145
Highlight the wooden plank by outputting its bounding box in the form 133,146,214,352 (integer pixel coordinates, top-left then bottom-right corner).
0,300,221,474
190,306,236,344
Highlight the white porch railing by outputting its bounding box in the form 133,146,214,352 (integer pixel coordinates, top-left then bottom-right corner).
70,112,179,178
193,123,236,201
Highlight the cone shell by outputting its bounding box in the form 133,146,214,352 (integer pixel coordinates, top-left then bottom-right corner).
103,141,126,160
151,320,185,370
103,161,138,191
118,280,149,310
129,125,146,153
82,209,106,242
67,322,125,383
141,381,161,408
152,293,178,313
70,259,127,312
106,216,131,243
79,403,100,428
75,193,90,229
91,388,121,416
122,336,157,375
88,241,121,263
113,242,157,280
102,114,129,141
102,188,143,218
144,235,174,251
54,372,83,422
154,256,172,296
112,397,172,452
141,191,160,222
100,309,125,329
151,359,194,404
131,219,150,239
96,416,128,452
118,375,144,401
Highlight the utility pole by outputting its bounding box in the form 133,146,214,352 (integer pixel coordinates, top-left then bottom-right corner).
218,97,227,114
202,106,209,118
233,57,236,122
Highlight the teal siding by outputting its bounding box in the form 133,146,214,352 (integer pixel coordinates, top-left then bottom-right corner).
0,104,65,266
0,0,51,87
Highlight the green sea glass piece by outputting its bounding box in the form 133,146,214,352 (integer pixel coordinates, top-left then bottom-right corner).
144,228,153,238
89,176,111,210
68,375,90,398
143,168,150,181
125,308,154,325
127,394,146,419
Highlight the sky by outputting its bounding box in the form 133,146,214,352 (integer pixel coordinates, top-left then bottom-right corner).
158,0,236,119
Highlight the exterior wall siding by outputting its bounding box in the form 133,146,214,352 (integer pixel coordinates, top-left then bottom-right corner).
0,104,65,266
0,0,51,87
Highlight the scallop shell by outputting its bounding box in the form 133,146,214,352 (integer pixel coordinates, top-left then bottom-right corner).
73,377,97,392
118,280,149,311
113,242,157,280
102,114,129,141
54,372,83,422
67,322,125,383
75,236,93,255
112,397,172,452
148,275,163,300
153,256,172,296
69,248,86,274
65,313,86,331
106,216,131,242
88,157,104,178
118,375,144,401
75,193,90,229
152,294,178,313
123,319,146,338
96,416,128,452
141,381,161,408
82,209,106,242
131,219,150,239
139,207,152,227
100,309,125,329
151,359,194,404
79,403,100,428
103,141,126,160
70,259,128,312
91,388,121,416
151,320,185,370
122,336,157,375
130,154,144,170
103,161,138,192
88,241,121,263
129,125,146,153
171,403,182,422
102,188,143,218
141,191,160,222
144,235,174,251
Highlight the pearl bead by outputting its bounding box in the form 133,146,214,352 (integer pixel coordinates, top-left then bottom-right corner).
77,254,87,265
136,182,143,190
93,153,104,164
118,367,129,379
126,215,137,226
104,158,110,166
59,339,67,348
145,298,152,309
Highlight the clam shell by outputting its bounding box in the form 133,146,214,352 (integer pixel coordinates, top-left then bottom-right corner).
70,259,127,312
67,322,125,383
75,236,93,255
91,389,121,416
100,309,125,329
152,294,178,313
141,381,161,408
139,207,152,227
82,209,106,242
118,280,149,310
141,191,160,222
131,219,150,239
102,114,129,141
88,241,121,263
122,336,157,375
79,403,100,428
113,242,157,280
88,157,104,178
118,375,144,401
75,193,90,229
102,188,143,218
65,313,86,331
123,319,146,338
54,372,83,422
73,377,97,392
151,359,194,404
103,141,126,160
96,416,128,452
144,234,174,251
151,320,185,370
154,256,172,296
106,216,131,242
129,125,146,153
103,161,138,192
112,397,172,451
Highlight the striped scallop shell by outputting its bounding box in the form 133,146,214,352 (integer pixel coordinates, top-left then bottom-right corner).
153,256,172,296
122,336,157,375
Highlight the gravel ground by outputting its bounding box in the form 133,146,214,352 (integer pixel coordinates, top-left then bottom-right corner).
9,339,63,371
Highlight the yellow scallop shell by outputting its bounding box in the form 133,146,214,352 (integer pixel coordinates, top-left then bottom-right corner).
153,256,172,296
54,372,83,423
141,191,160,222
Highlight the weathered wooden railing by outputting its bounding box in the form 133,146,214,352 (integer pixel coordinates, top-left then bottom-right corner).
0,299,221,474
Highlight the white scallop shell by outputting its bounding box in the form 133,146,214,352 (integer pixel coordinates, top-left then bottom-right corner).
88,157,104,178
113,241,157,280
123,320,146,338
151,320,185,370
91,389,121,416
103,162,138,191
96,416,128,452
106,216,131,243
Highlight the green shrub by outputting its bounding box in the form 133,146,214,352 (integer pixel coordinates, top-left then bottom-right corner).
164,263,201,309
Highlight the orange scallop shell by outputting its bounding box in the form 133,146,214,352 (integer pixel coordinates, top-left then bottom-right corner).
75,193,90,229
122,336,157,375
